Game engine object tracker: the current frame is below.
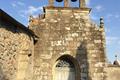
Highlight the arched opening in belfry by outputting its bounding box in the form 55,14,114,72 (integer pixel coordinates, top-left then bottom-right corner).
53,55,80,80
54,0,64,7
54,0,79,7
69,0,79,7
49,0,86,8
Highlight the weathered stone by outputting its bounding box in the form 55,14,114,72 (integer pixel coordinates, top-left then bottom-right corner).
0,0,120,80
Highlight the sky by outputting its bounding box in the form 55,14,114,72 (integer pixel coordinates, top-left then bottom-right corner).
0,0,120,63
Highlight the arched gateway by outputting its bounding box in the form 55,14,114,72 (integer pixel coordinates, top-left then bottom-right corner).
54,55,80,80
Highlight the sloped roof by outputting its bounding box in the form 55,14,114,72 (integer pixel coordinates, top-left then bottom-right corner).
0,9,37,38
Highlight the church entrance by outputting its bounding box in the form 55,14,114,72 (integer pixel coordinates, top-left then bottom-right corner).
54,56,75,80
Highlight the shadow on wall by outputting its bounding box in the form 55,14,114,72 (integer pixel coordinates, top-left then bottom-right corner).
0,16,34,38
0,20,19,33
76,41,92,80
0,66,8,80
54,41,91,80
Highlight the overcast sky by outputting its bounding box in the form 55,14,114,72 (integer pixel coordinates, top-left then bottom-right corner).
1,0,120,63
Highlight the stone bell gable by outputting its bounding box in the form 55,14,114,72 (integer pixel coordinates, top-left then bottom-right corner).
1,0,120,80
29,0,107,80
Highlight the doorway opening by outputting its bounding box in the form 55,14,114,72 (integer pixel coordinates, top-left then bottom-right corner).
54,55,78,80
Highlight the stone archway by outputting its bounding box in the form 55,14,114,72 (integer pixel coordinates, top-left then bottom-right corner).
53,55,80,80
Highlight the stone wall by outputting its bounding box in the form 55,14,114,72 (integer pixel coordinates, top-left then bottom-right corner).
105,67,120,80
1,6,118,80
1,5,120,80
30,7,106,80
0,20,33,80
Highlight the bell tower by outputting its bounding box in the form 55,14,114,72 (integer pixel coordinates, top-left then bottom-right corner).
43,0,91,18
48,0,86,8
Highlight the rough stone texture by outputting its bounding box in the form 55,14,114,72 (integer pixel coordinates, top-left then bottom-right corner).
29,7,107,80
105,66,120,80
0,19,33,80
1,1,120,80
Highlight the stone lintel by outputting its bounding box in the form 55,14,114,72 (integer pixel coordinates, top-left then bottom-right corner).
44,6,91,14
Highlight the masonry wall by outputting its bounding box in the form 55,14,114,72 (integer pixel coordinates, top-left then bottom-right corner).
105,67,120,80
30,7,106,80
0,20,33,80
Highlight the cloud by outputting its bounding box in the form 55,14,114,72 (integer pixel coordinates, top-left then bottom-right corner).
19,6,43,18
90,5,104,20
17,1,25,6
106,14,120,19
105,13,120,22
11,3,17,7
27,6,43,14
95,5,104,12
106,36,119,45
115,14,120,19
11,1,25,7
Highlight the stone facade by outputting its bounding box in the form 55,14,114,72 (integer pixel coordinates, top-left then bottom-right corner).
0,0,120,80
29,6,106,80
